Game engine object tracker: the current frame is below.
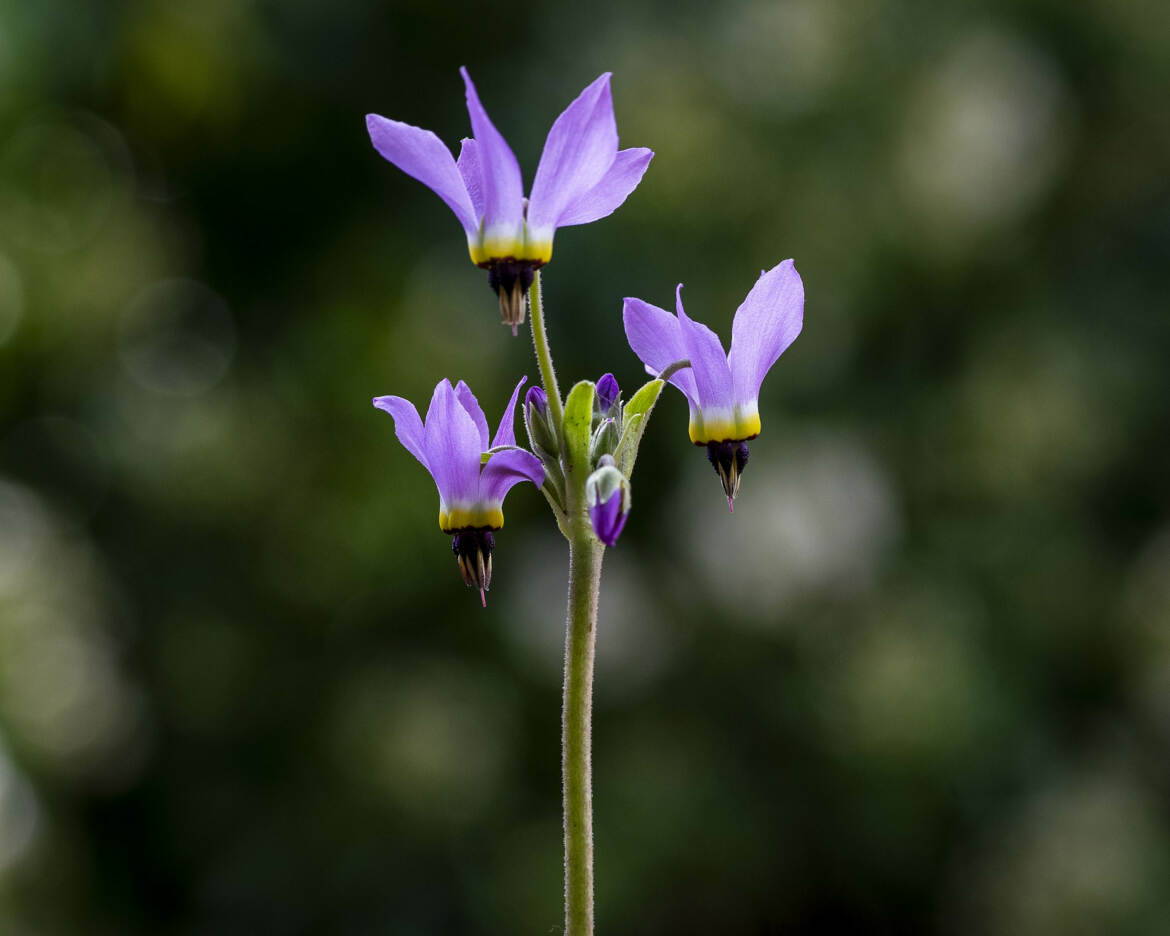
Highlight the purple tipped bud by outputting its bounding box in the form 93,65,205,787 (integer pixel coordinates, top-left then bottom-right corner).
585,462,630,547
524,385,558,458
595,373,620,415
525,385,548,418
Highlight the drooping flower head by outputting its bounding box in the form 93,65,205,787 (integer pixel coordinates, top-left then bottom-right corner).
622,259,804,509
373,377,544,604
366,69,654,333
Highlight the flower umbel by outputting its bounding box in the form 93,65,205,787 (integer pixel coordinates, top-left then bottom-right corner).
366,69,654,333
373,377,544,603
622,259,804,509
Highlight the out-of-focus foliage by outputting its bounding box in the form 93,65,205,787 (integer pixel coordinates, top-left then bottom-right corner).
0,0,1168,933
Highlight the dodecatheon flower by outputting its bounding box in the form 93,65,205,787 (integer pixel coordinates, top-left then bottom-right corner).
622,259,804,510
586,456,631,547
366,69,654,334
373,377,544,605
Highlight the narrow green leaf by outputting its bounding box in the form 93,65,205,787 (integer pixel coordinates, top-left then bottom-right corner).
616,378,664,475
562,380,596,476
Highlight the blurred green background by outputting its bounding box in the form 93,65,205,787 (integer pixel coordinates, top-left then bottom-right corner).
1,0,1168,933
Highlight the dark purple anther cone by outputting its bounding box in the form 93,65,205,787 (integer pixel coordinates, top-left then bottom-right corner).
589,488,628,546
706,441,750,510
451,529,496,606
595,373,620,414
486,260,540,334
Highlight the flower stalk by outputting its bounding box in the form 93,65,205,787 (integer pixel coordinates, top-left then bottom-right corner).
529,271,563,432
562,529,601,936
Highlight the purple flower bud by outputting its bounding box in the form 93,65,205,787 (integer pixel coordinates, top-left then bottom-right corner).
585,463,630,547
595,373,620,414
525,384,548,417
589,487,628,547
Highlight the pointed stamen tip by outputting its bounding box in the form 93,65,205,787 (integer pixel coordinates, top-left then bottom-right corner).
479,588,487,608
511,323,518,337
728,497,735,514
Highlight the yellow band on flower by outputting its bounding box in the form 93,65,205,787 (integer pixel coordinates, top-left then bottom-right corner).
688,410,762,445
440,505,505,533
467,232,554,266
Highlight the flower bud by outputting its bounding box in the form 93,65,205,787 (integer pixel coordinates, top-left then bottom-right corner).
585,460,631,547
589,416,620,463
595,373,621,417
524,385,558,457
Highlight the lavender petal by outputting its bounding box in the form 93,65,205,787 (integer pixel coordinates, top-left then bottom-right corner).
727,259,805,407
621,296,699,404
557,148,654,228
365,114,478,235
459,67,524,237
490,376,528,450
527,73,618,237
372,395,429,469
479,448,545,504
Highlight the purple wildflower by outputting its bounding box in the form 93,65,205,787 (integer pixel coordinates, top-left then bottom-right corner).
622,259,804,509
366,69,654,332
373,377,544,604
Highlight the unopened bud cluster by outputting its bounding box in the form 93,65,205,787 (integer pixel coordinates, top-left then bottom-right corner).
524,373,633,547
583,375,632,546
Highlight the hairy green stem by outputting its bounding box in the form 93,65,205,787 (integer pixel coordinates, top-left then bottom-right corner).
529,271,563,432
528,269,601,934
562,529,601,936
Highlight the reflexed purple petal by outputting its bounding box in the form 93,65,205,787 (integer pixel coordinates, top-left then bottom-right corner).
453,380,490,450
596,373,620,412
557,148,654,228
365,115,478,235
479,448,544,504
372,395,429,469
728,259,805,406
490,377,528,449
589,488,628,546
675,285,734,410
527,73,618,234
621,297,699,404
525,384,548,418
457,137,485,221
459,68,524,233
423,379,483,506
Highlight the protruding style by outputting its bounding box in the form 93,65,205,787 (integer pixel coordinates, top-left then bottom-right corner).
366,70,654,332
